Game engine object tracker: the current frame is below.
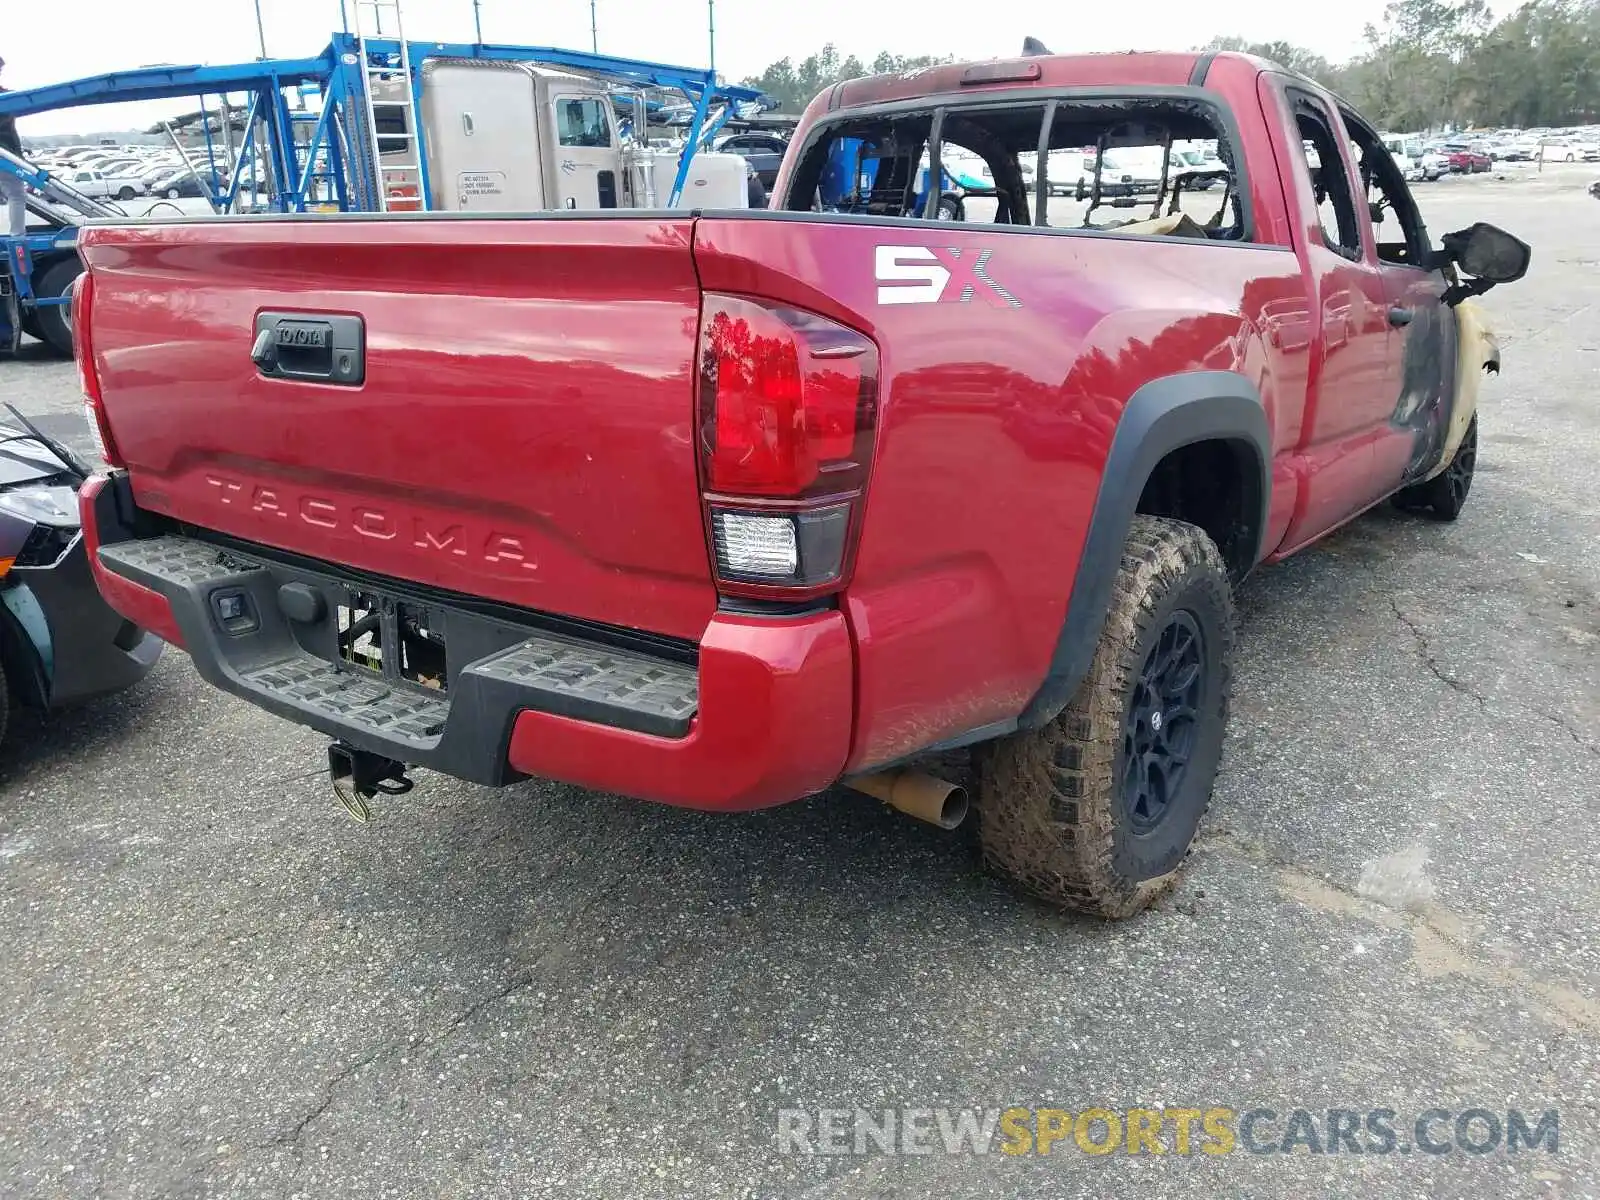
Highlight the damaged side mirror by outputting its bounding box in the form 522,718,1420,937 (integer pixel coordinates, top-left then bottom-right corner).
1444,222,1531,283
1432,222,1531,305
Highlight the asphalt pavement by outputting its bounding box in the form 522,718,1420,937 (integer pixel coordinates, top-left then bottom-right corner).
1,165,1597,1198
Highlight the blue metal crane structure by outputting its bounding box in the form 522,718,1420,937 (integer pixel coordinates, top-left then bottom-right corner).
0,27,765,353
0,32,765,215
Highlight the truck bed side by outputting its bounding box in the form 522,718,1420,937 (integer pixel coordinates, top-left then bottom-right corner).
81,209,1309,791
692,213,1306,769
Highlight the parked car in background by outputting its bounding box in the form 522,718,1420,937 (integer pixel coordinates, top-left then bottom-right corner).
1437,142,1491,173
711,132,790,191
1530,138,1598,162
1171,142,1223,189
1075,145,1166,198
137,161,186,189
1415,146,1448,180
144,169,209,200
1045,148,1081,194
56,167,117,199
970,149,1037,194
103,168,150,201
1382,134,1420,180
0,411,161,745
937,145,994,195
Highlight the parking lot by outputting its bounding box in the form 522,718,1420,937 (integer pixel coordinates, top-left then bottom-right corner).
1,166,1597,1197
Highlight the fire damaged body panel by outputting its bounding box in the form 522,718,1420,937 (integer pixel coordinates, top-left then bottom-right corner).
1428,299,1500,481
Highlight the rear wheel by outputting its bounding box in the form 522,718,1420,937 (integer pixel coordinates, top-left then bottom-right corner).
116,186,137,200
976,516,1234,917
165,187,181,199
1393,414,1478,520
33,259,82,358
936,196,964,221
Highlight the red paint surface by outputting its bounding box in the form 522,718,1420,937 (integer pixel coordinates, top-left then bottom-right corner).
506,610,854,810
75,218,717,642
693,217,1303,769
77,51,1443,803
78,476,185,647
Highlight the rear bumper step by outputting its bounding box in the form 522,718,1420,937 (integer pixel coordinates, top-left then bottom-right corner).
96,533,700,783
81,474,854,811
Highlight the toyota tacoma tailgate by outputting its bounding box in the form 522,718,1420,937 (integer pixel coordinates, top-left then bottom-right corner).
75,216,716,641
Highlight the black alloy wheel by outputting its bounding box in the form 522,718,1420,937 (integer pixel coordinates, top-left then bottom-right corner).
1122,611,1205,834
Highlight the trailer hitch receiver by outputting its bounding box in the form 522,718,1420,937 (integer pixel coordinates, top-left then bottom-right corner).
328,741,413,823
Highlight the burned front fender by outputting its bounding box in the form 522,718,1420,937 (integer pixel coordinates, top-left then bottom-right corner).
1421,299,1499,483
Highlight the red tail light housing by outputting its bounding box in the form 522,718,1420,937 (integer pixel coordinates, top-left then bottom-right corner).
696,293,879,600
72,271,125,468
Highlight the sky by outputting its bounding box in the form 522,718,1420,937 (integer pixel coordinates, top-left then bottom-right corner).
2,0,1392,135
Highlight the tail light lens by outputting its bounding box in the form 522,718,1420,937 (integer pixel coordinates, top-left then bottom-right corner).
72,271,125,468
696,293,879,599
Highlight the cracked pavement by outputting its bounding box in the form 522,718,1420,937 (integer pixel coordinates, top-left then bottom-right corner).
1,172,1597,1197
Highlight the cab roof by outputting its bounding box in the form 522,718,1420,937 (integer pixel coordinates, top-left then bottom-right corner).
824,51,1263,113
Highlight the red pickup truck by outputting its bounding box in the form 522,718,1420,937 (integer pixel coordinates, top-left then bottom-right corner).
73,49,1527,917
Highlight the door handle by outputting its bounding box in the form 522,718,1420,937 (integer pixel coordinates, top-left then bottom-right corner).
1388,305,1414,327
252,312,365,385
249,328,276,368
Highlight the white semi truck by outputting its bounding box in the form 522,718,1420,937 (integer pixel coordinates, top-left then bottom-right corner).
370,59,751,214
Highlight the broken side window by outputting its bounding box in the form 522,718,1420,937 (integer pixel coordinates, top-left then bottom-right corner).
1290,94,1363,259
1344,113,1431,267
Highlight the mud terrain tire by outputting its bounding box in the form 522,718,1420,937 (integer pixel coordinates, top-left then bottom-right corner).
977,516,1234,918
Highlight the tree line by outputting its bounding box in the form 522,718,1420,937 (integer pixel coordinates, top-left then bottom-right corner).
741,0,1600,130
1211,0,1599,131
739,46,950,113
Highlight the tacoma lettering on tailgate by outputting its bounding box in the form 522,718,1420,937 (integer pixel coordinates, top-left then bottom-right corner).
202,474,539,572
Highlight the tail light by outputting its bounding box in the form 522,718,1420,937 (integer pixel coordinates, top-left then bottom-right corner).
72,271,125,468
696,293,879,600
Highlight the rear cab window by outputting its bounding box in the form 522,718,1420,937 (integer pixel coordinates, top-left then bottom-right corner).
782,92,1251,243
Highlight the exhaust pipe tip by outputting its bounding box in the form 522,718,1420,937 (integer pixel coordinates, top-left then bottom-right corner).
929,783,969,830
845,771,969,830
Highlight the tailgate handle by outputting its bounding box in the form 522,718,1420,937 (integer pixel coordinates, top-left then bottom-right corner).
253,312,365,386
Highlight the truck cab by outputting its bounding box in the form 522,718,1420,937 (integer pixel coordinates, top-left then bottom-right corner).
397,59,749,213
60,167,113,199
413,63,624,211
